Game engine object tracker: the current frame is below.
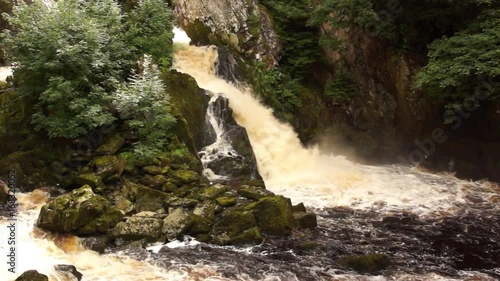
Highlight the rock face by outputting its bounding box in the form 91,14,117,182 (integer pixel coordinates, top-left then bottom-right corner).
173,0,281,65
202,96,262,181
37,185,123,235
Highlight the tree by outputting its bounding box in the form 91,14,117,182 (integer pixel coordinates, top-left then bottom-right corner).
113,56,176,156
414,9,500,122
2,0,130,138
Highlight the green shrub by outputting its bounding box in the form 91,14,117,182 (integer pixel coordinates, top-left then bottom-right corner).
324,72,357,102
113,57,176,157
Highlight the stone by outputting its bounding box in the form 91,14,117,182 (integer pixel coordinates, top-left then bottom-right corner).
126,181,170,213
187,214,213,235
54,265,83,281
238,185,274,200
245,196,295,236
114,196,134,215
338,254,391,273
74,173,102,188
215,196,237,207
0,179,8,205
81,236,109,253
293,212,318,229
111,216,163,242
95,155,125,179
193,201,216,221
162,208,192,241
95,134,125,155
292,203,307,213
162,182,177,193
211,209,261,245
172,170,200,184
165,197,199,208
15,270,48,281
37,185,123,235
199,184,229,199
142,165,163,175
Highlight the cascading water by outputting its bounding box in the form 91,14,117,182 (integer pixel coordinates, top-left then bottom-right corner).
199,94,240,181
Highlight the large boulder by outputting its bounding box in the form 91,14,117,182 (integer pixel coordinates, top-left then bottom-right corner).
111,212,163,242
124,180,170,213
245,196,294,236
37,185,123,235
211,209,261,245
15,270,48,281
161,208,192,241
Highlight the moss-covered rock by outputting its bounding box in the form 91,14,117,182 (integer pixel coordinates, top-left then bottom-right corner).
161,208,192,240
172,170,200,185
95,134,124,155
338,254,391,273
15,270,48,281
187,214,213,235
292,203,307,213
193,201,216,221
216,196,237,207
199,184,229,200
74,173,102,188
165,196,199,208
142,165,163,175
245,196,294,236
238,185,274,200
114,196,134,215
37,185,123,235
293,212,318,229
211,209,262,245
126,181,170,212
94,155,125,179
111,213,163,242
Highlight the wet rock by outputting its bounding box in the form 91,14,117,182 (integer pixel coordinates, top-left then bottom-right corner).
200,184,229,199
95,155,125,180
187,214,213,235
162,208,192,240
292,203,307,213
211,209,262,245
161,182,177,193
172,170,200,184
165,197,199,208
142,165,163,175
81,236,109,253
193,201,216,221
0,179,8,205
74,173,102,188
216,196,237,207
338,254,391,273
238,185,274,200
127,181,170,212
245,196,295,236
114,196,134,215
293,212,318,229
54,264,83,281
15,270,48,281
95,134,124,155
111,214,163,242
37,185,123,235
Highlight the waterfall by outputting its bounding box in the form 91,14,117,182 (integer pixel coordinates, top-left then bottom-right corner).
171,38,490,213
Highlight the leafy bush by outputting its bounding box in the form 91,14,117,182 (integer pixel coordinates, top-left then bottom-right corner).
414,9,500,122
251,62,302,121
324,72,357,102
114,56,176,156
126,0,175,70
2,0,176,140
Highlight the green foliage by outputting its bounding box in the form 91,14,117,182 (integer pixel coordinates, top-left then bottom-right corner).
414,9,500,122
113,57,176,157
2,0,128,138
324,72,357,102
259,0,320,80
126,0,175,70
251,62,302,121
2,0,176,140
